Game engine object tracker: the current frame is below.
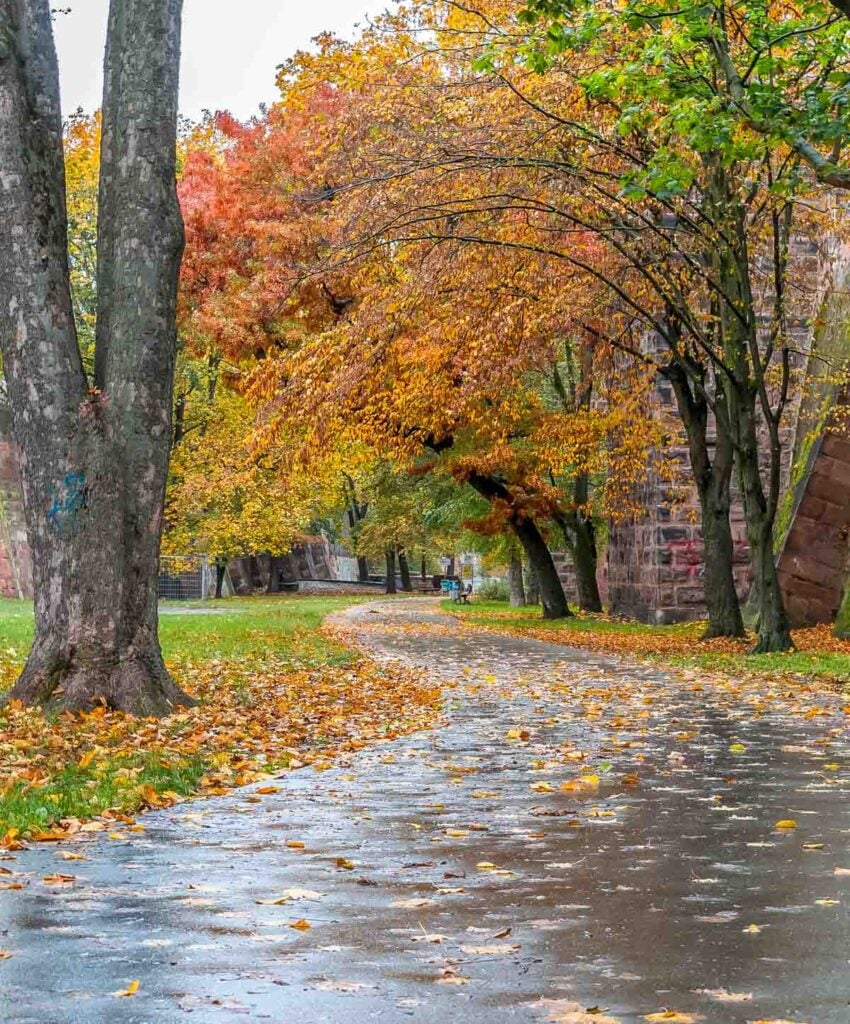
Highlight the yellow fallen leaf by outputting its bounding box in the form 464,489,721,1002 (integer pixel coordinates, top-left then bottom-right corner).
286,840,305,849
0,950,12,960
113,980,140,998
531,781,554,793
288,919,311,931
255,786,280,795
774,819,797,830
644,1013,700,1023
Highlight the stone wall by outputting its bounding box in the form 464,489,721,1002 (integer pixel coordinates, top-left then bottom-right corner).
777,430,850,627
603,232,834,625
606,452,751,624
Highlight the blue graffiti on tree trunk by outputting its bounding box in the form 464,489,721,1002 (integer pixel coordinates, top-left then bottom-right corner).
48,472,88,531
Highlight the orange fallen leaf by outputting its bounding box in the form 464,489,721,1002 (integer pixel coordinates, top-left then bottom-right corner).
112,980,140,998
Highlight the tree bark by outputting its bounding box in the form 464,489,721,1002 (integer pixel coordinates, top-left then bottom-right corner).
385,547,397,594
466,472,571,618
214,558,227,599
0,0,193,714
525,562,540,605
571,514,602,613
397,547,413,592
733,395,793,651
508,554,526,607
266,556,280,594
664,359,744,638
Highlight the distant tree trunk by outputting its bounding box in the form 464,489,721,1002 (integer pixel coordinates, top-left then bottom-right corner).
525,562,540,605
508,555,526,607
398,547,413,592
420,552,427,580
342,472,370,581
214,558,227,599
0,0,193,714
173,389,187,448
266,556,280,594
466,472,571,619
385,548,397,594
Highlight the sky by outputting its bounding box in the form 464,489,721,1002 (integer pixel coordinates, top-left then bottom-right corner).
55,0,388,120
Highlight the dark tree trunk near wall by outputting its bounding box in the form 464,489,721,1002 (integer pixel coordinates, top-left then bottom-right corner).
0,0,193,714
553,472,602,613
664,359,744,639
466,472,571,619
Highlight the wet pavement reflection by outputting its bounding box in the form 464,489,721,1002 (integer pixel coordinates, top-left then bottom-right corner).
1,598,847,1023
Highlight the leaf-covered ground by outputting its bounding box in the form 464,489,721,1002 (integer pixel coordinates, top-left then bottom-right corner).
0,597,442,843
445,601,850,687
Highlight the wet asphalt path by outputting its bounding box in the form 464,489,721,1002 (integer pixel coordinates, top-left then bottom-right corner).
1,598,848,1024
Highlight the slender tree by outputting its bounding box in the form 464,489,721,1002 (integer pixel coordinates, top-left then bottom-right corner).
0,0,192,712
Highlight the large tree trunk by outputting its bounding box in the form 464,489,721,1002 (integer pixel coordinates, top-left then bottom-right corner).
572,514,602,613
699,476,744,639
467,472,571,619
0,0,193,714
664,359,744,638
554,494,602,613
508,554,526,607
397,547,413,592
385,548,397,594
734,396,793,652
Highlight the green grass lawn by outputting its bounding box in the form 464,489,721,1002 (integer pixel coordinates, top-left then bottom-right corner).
0,594,397,837
444,599,850,685
0,594,369,688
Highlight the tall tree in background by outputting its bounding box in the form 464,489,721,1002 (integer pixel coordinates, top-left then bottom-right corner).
0,0,192,713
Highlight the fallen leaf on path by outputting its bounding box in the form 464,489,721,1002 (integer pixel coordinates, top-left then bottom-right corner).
313,980,370,992
459,943,520,955
539,999,621,1023
644,1013,701,1022
112,980,140,998
694,989,752,1002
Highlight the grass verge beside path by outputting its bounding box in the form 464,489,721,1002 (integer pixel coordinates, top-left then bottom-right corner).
0,596,442,843
444,600,850,687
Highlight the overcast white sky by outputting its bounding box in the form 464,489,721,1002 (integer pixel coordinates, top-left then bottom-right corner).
55,1,388,120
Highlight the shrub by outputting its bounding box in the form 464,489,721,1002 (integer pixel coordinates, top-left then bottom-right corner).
475,578,510,602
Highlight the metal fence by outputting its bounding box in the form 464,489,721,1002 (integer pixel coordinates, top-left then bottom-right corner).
158,554,213,601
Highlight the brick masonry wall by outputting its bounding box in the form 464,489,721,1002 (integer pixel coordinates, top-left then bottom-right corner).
601,233,835,625
777,431,850,627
